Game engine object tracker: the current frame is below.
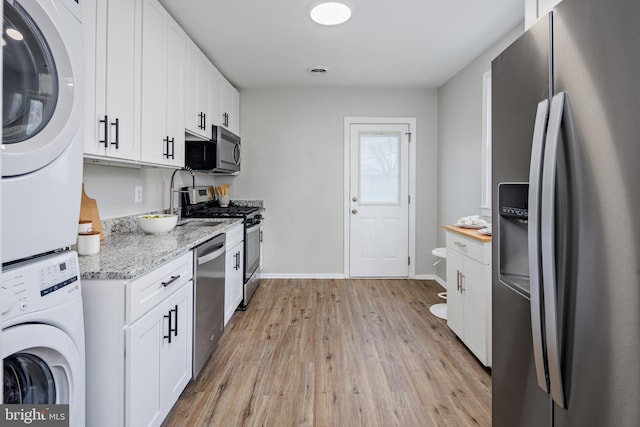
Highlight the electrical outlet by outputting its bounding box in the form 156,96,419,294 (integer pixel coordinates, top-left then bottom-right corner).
134,186,143,203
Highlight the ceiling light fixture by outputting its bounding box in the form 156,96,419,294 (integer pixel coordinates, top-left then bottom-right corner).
310,2,352,26
307,66,329,76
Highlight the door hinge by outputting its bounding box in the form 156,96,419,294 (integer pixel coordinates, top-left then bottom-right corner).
405,132,412,143
408,256,411,265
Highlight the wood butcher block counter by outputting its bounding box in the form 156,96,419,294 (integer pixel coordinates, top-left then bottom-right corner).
443,224,492,242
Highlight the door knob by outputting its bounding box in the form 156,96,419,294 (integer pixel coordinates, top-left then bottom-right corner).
352,209,358,214
352,196,358,202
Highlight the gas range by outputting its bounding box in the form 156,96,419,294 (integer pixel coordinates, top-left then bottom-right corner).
180,186,262,224
181,186,263,310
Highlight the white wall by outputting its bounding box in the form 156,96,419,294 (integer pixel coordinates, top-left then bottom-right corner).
435,24,523,280
234,88,438,277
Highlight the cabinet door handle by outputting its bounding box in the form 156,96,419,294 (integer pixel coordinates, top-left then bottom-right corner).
454,241,467,249
163,136,169,158
172,304,178,337
203,113,207,130
99,115,109,147
461,273,466,292
163,310,173,343
162,275,181,287
456,271,461,292
170,137,175,159
164,304,179,343
110,118,120,149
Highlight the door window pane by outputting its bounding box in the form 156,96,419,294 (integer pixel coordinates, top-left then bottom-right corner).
359,132,400,205
3,1,59,144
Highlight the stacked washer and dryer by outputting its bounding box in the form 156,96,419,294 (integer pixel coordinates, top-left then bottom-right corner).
2,0,85,425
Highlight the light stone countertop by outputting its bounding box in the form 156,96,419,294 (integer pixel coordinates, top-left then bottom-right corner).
78,218,242,281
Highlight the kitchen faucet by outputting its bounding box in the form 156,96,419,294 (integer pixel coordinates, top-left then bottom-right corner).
168,167,197,216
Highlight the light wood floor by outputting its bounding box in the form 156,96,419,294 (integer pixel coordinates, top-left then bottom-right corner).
163,279,491,426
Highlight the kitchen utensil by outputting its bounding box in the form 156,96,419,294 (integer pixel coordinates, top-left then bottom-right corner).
79,185,104,240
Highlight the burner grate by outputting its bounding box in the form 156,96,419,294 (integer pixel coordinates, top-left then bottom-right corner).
185,204,259,218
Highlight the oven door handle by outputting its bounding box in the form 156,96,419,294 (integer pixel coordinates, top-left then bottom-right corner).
246,222,261,233
197,244,226,265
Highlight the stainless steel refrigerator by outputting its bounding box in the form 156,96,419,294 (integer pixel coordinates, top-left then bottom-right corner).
491,0,640,425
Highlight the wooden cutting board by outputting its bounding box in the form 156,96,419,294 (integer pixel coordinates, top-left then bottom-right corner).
79,184,104,240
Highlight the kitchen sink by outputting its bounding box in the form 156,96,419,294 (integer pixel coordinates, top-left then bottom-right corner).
176,220,226,227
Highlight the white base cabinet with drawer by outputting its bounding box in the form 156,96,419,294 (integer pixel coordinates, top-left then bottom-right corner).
83,252,194,427
225,223,244,325
445,230,492,367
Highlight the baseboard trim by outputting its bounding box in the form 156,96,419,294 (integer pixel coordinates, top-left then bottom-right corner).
260,273,347,280
414,274,447,290
261,273,448,287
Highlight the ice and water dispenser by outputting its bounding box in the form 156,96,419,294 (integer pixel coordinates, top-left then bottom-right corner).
498,183,531,296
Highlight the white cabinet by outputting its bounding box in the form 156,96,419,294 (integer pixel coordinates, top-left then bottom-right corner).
83,0,141,160
184,39,240,139
209,67,223,132
446,230,492,367
221,78,240,136
185,39,212,139
525,0,563,30
127,282,191,426
83,252,194,427
140,0,186,166
225,223,244,325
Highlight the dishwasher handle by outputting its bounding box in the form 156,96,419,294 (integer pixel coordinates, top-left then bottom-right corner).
197,243,225,265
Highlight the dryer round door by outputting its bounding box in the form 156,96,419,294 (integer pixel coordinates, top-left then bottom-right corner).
2,0,82,177
2,323,83,407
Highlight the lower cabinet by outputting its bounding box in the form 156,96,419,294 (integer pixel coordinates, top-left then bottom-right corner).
224,223,244,325
126,283,192,426
83,252,194,427
445,230,492,367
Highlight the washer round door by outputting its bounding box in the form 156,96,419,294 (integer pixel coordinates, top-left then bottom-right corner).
2,324,83,414
2,0,82,177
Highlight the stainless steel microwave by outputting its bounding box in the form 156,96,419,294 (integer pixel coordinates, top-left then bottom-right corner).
185,126,241,173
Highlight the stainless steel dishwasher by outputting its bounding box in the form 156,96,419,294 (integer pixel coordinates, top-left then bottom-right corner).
192,233,226,378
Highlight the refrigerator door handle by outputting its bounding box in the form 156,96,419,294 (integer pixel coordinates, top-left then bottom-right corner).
541,91,567,409
528,99,550,394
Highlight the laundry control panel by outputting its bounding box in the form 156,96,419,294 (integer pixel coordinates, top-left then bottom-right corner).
1,252,81,320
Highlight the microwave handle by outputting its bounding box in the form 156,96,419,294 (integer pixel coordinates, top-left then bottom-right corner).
233,143,241,166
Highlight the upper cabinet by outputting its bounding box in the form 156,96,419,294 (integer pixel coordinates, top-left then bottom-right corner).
84,0,141,160
139,0,186,166
221,78,240,136
185,41,240,138
525,0,563,30
185,40,212,140
84,0,241,166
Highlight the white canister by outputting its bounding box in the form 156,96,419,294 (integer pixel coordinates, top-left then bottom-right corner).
218,195,230,207
77,230,101,256
78,219,93,233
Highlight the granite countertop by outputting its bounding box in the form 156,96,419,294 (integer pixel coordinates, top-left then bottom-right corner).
78,218,243,281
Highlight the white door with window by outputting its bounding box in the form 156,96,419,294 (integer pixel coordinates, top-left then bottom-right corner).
349,123,410,277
